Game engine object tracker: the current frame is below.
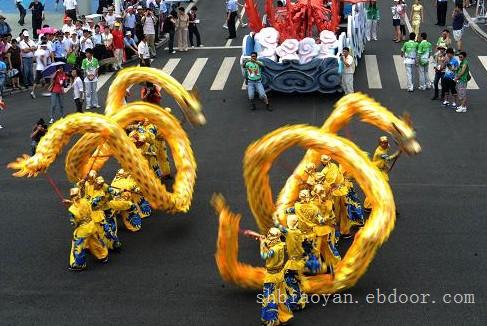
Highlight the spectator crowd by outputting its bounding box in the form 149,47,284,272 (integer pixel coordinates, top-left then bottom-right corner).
0,0,203,124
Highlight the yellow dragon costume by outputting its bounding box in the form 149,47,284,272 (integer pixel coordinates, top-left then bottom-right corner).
8,67,205,214
212,93,421,294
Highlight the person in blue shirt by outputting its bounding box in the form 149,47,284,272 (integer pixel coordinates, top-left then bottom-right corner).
124,31,138,58
0,15,12,37
0,58,6,99
53,31,67,62
441,47,458,108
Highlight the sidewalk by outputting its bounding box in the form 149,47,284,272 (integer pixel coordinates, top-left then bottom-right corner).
464,6,487,41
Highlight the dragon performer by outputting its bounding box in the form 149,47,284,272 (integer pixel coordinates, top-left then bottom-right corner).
212,93,421,295
245,0,341,41
8,67,205,214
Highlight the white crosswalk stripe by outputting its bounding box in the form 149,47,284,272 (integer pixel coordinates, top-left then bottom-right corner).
154,55,487,92
211,57,237,90
162,58,181,75
365,55,382,89
182,58,208,90
392,55,409,89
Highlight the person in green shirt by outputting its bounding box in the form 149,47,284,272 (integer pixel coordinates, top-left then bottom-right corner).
454,51,470,113
416,32,432,90
243,52,271,111
81,48,100,110
366,1,380,41
401,32,418,92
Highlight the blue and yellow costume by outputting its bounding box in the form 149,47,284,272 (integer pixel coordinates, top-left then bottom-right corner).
276,215,306,312
68,188,108,271
90,176,122,250
110,170,143,232
286,189,324,275
143,120,171,179
260,228,294,326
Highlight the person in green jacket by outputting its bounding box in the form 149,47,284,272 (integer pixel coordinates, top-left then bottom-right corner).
366,1,380,41
401,32,418,92
417,32,432,90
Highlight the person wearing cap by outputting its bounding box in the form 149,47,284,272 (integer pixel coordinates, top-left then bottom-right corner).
123,5,137,38
52,31,67,62
16,0,27,26
363,136,400,212
112,22,124,70
31,40,48,99
135,5,145,43
63,0,79,22
0,15,12,39
81,48,101,110
84,18,96,34
19,31,37,87
28,0,45,41
124,31,138,59
62,16,76,35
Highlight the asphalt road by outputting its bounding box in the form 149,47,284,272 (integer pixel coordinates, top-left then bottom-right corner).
0,1,486,325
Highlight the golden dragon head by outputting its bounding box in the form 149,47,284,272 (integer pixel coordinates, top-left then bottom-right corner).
391,112,422,156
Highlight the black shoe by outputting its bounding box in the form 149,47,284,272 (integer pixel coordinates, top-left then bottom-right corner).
226,36,236,39
431,96,438,100
250,102,256,110
266,103,272,111
98,256,109,264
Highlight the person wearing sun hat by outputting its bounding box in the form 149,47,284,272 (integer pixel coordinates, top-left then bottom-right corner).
0,15,12,38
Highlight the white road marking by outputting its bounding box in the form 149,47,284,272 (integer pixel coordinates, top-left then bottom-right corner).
466,72,479,90
364,55,382,89
97,72,114,91
182,58,208,90
162,58,181,75
393,55,408,89
210,57,237,90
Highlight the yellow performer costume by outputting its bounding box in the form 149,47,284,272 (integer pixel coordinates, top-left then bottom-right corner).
68,188,108,271
364,136,400,210
279,215,306,311
213,93,421,295
142,119,171,179
110,169,143,231
260,228,293,326
77,170,97,200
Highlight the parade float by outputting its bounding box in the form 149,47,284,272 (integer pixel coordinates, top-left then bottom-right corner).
241,0,368,93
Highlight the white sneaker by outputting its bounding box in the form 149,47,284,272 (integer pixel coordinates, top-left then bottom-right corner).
49,118,54,124
407,88,413,92
30,91,36,99
0,125,3,129
241,23,248,27
418,86,425,90
222,24,228,29
86,106,92,110
455,106,467,112
94,105,101,109
442,100,449,106
199,44,204,47
451,102,457,108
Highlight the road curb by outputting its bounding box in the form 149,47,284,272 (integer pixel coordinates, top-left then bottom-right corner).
463,8,487,41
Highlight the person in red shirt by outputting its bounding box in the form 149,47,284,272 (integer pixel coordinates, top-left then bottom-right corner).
112,22,125,70
48,66,67,124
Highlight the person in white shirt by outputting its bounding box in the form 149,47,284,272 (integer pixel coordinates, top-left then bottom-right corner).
62,17,76,35
104,7,117,28
138,35,151,67
62,30,73,53
340,47,355,94
79,29,94,54
31,41,49,99
70,68,84,112
64,0,79,21
142,8,157,57
19,31,37,87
